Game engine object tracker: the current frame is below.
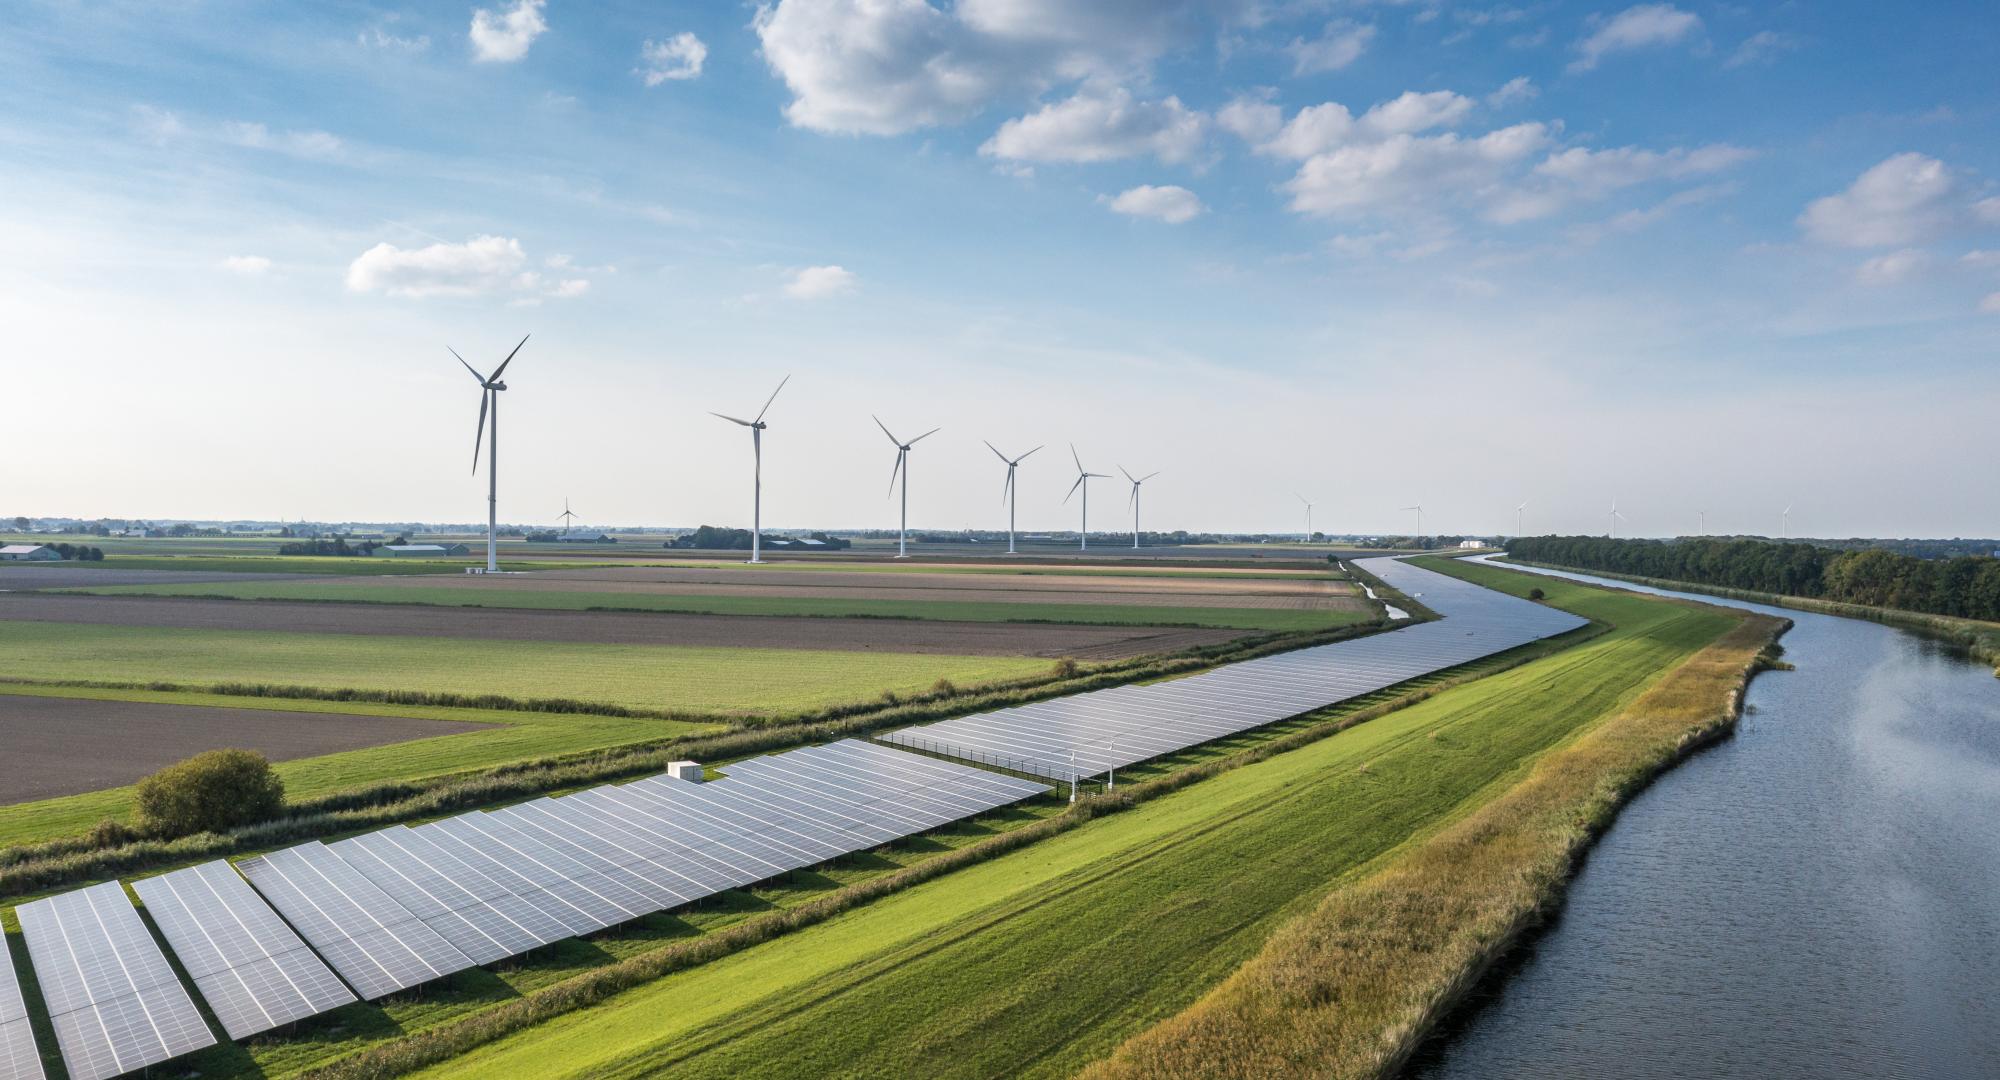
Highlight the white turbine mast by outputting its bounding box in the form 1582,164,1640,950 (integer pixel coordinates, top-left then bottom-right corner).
449,333,528,573
1121,466,1160,549
709,375,789,565
1516,500,1528,537
1295,492,1314,545
1065,444,1110,551
876,415,940,559
1401,504,1424,538
986,441,1042,555
1698,509,1707,536
1610,498,1628,538
1780,503,1793,539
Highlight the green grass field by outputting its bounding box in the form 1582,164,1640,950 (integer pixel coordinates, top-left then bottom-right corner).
59,580,1368,632
17,555,572,575
0,683,726,847
0,622,1047,714
407,571,1731,1080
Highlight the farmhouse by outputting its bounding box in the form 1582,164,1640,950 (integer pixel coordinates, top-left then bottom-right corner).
0,544,60,561
378,543,471,557
1458,539,1490,550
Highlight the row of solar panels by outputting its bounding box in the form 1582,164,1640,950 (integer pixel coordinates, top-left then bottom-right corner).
1,739,1046,1080
884,556,1589,779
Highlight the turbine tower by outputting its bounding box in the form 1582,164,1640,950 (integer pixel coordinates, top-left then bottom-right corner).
1402,504,1424,537
1121,467,1160,549
710,375,789,565
1295,493,1314,545
450,333,528,574
1516,500,1528,537
1610,498,1627,538
1065,445,1110,551
875,416,940,559
558,497,577,534
1780,503,1792,539
1698,510,1707,536
986,441,1041,554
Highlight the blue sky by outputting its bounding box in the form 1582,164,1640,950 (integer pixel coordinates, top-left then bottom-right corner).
3,1,1996,538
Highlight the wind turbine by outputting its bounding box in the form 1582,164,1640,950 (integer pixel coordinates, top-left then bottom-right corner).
986,441,1041,554
875,416,940,558
710,375,789,565
557,497,578,534
1294,493,1314,545
1402,504,1424,537
1121,467,1160,549
1610,498,1627,538
1515,500,1528,537
1698,510,1707,536
450,333,528,574
1065,445,1110,550
1780,503,1792,539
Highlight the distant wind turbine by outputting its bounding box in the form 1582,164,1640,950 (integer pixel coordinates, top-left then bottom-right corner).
1065,445,1110,551
450,333,528,573
1121,467,1160,549
1516,500,1528,537
710,375,789,565
1698,510,1707,536
558,497,577,533
1780,503,1793,539
986,441,1042,555
875,416,940,559
1610,498,1628,538
1295,493,1314,545
1402,504,1424,537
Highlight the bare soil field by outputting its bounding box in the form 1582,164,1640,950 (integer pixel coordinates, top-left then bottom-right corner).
0,565,319,589
0,693,491,805
0,593,1243,658
352,566,1368,611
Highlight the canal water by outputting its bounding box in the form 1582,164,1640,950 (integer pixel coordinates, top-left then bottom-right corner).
1411,558,2000,1080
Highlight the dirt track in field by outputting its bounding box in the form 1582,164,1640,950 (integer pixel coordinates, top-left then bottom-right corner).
0,693,490,805
348,566,1369,611
0,594,1246,659
0,566,311,589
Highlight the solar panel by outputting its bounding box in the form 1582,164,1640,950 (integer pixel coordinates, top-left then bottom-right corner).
884,556,1588,780
132,860,355,1039
0,935,42,1080
329,829,563,965
14,881,214,1080
236,843,473,1000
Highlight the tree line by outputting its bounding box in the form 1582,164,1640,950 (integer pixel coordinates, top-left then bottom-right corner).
1507,535,2000,622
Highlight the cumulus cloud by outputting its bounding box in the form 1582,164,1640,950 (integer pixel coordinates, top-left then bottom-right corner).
1532,144,1754,194
1570,4,1702,72
1104,184,1205,223
1798,153,1961,248
981,87,1203,164
1725,30,1799,68
345,235,588,300
1285,21,1375,75
470,0,547,63
639,31,707,84
1854,249,1931,286
1282,123,1551,217
784,264,858,299
1487,76,1537,108
1217,94,1282,143
220,255,273,276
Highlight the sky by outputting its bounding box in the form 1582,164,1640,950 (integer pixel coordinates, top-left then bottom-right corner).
2,0,1996,540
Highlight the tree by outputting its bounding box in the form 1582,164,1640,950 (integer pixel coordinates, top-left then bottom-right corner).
133,749,286,838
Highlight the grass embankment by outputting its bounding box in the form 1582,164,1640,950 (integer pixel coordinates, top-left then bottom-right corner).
0,685,724,847
1081,556,1786,1080
1503,556,2000,675
374,574,1731,1080
59,581,1366,632
0,622,1045,715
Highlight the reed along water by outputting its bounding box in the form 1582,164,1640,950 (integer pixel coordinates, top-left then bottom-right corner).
1411,558,2000,1080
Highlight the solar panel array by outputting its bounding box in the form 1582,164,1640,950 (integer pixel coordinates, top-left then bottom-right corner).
0,938,41,1080
131,861,355,1039
884,556,1588,780
13,882,214,1080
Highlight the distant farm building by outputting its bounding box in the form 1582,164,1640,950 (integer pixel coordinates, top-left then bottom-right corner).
378,543,471,557
0,544,61,561
557,531,616,543
1458,540,1490,550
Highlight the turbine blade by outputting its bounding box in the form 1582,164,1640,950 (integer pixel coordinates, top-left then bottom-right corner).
1002,467,1014,505
1064,474,1083,504
1128,485,1137,512
1019,445,1042,462
489,333,530,382
756,374,790,423
449,347,485,384
710,411,754,426
1070,443,1083,473
1120,466,1136,483
873,414,901,446
471,390,489,474
908,427,940,445
985,440,1010,464
1142,471,1160,482
887,450,904,497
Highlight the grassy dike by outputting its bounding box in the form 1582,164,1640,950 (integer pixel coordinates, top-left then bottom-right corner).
1080,557,1787,1080
312,564,1738,1080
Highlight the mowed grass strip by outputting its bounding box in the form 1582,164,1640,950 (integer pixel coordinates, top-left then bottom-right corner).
30,556,570,575
0,683,724,847
406,578,1731,1080
60,581,1367,632
0,622,1048,714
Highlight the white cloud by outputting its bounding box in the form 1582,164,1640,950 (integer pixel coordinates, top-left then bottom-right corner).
1487,76,1537,108
345,235,589,300
981,87,1203,164
1855,249,1930,286
132,105,187,145
1285,21,1375,75
1258,102,1354,159
360,26,431,51
222,122,344,159
1725,30,1798,68
1962,250,2000,270
1570,4,1702,72
470,0,547,63
639,32,707,84
1284,123,1552,217
1359,90,1475,137
1533,144,1754,195
1974,197,2000,226
1799,153,1959,248
784,264,858,299
220,255,273,276
1981,292,2000,314
1104,184,1205,223
1217,94,1282,143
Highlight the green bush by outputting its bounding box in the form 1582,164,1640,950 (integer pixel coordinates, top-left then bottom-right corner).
133,749,285,838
